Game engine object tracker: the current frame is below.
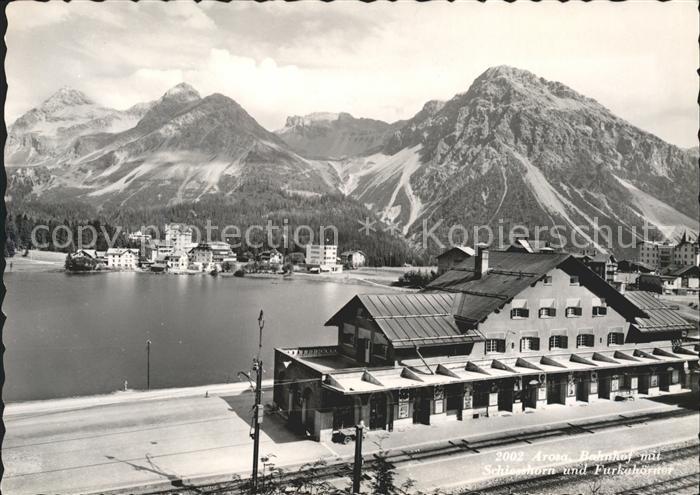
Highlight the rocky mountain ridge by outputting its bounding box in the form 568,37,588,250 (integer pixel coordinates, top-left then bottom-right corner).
6,67,697,257
332,66,697,252
275,111,402,160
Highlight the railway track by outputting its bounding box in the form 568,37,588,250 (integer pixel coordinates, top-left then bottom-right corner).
141,407,698,495
466,443,699,495
615,472,700,495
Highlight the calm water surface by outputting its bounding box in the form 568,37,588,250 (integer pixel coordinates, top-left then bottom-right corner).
3,272,390,402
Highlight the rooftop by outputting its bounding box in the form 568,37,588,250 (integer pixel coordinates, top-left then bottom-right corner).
426,252,644,323
320,344,698,395
625,291,696,334
325,293,482,349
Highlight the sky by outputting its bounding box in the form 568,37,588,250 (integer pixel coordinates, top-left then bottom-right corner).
5,1,698,148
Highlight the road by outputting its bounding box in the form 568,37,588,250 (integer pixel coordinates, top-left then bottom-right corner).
2,386,697,495
2,387,331,495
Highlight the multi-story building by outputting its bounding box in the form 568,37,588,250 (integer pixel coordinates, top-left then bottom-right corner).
273,249,697,441
674,233,700,267
306,244,343,272
190,243,214,270
638,235,698,271
578,253,617,284
106,248,139,270
340,250,367,269
209,241,233,264
165,252,190,272
165,223,193,254
260,249,283,266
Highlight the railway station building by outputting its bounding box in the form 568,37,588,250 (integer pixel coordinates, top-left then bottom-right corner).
273,249,699,441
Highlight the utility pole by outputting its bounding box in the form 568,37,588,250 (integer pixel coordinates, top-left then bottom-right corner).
146,339,151,390
250,310,265,494
352,421,364,494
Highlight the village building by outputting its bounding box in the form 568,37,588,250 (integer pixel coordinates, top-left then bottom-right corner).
188,243,214,267
617,260,655,274
164,223,193,254
436,246,475,274
638,241,677,271
273,249,698,441
673,232,700,267
578,253,618,284
306,244,343,272
164,252,190,272
105,248,139,270
209,241,234,264
260,249,284,266
128,230,152,245
660,265,700,295
151,240,174,261
341,250,367,269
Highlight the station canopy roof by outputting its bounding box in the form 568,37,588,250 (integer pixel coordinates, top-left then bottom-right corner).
321,345,699,395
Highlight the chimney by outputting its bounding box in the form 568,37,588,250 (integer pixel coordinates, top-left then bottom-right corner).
475,244,490,278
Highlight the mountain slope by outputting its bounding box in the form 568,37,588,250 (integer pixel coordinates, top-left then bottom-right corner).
7,84,339,209
275,112,401,159
5,87,153,167
339,66,698,253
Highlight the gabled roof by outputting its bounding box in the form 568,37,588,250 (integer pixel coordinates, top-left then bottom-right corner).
426,251,645,324
661,264,699,278
437,246,475,259
506,238,554,253
625,291,695,334
617,259,655,273
325,293,481,349
106,248,138,256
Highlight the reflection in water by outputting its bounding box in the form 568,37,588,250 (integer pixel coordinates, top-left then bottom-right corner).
5,272,391,402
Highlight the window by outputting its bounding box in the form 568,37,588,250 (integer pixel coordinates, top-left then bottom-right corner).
539,307,556,318
592,298,607,316
543,275,553,285
341,324,355,346
510,308,529,319
549,335,568,350
576,334,594,348
569,276,579,285
592,306,607,316
566,307,582,317
520,337,540,351
485,339,506,353
607,332,624,346
373,342,388,358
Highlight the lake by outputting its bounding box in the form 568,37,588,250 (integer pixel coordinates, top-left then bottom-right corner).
3,272,392,402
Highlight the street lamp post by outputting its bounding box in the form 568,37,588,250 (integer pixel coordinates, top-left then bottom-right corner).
146,339,152,390
251,310,264,493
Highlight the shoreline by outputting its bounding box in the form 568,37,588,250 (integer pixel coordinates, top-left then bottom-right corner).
6,250,430,290
3,379,276,416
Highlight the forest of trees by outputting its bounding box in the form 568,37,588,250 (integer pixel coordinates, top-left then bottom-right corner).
5,181,431,266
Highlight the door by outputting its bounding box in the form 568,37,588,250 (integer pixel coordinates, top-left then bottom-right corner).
369,395,387,430
576,376,589,402
524,381,538,409
547,374,565,404
364,339,371,363
498,381,513,412
413,395,430,425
